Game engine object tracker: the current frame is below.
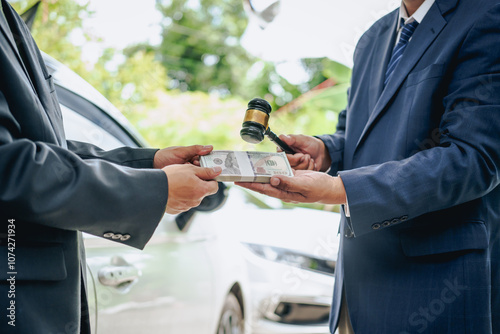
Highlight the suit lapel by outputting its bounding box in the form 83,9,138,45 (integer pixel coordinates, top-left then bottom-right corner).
368,11,399,113
0,1,19,60
355,1,449,149
1,1,65,146
0,1,37,95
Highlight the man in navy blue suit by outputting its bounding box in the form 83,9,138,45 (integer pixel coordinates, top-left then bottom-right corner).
238,0,500,332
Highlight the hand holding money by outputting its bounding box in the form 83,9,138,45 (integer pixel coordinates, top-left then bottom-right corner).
200,150,294,183
236,170,347,205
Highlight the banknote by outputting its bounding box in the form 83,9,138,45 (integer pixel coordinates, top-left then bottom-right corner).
200,151,294,183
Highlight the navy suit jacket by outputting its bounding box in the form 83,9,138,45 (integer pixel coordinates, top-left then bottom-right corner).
319,0,500,333
0,1,167,333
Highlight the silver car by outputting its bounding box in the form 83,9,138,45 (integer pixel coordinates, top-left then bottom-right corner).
43,53,340,334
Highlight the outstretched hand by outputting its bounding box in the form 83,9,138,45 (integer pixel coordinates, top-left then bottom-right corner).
154,145,214,169
236,170,346,205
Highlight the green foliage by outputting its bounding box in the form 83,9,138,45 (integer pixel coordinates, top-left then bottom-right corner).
273,83,350,137
321,58,352,84
85,49,168,119
157,0,249,93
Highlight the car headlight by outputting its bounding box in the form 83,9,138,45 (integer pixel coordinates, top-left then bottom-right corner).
242,242,335,275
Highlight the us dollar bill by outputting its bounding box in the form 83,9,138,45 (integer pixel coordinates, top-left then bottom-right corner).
200,151,294,183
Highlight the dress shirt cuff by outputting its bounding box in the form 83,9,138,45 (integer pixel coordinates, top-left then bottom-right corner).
338,174,350,217
343,202,351,218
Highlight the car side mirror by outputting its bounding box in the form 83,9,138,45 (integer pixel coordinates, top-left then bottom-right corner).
175,182,228,231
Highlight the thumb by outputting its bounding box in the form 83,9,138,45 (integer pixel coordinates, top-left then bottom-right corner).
183,145,214,159
279,134,296,147
195,166,222,180
270,175,298,192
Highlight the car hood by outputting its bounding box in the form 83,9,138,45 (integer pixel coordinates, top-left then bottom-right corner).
210,186,341,260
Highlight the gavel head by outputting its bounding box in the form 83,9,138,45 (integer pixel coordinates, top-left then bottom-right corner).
240,98,272,144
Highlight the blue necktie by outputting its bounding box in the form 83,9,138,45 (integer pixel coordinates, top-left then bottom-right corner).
384,20,419,85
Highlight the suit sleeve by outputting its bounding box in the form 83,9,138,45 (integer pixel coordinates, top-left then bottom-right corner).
316,91,348,175
67,140,159,169
0,93,168,250
338,5,500,237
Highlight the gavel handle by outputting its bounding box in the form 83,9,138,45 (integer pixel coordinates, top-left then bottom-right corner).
266,129,295,155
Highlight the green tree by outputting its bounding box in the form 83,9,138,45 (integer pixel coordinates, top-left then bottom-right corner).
155,0,300,106
86,48,167,120
157,0,249,93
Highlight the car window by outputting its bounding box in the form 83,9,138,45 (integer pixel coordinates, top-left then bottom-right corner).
55,85,141,148
61,105,126,150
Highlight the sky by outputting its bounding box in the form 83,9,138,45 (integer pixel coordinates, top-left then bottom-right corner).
241,0,400,66
77,0,163,64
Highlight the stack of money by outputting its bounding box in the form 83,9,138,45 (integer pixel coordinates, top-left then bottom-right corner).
200,151,294,183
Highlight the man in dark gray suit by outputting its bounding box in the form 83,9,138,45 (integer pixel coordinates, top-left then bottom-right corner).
0,1,221,333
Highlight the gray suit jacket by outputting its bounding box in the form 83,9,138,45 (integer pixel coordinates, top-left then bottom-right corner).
0,1,168,333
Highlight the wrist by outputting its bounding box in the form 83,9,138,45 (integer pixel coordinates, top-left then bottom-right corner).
336,175,347,205
153,149,162,169
317,138,332,172
320,176,347,205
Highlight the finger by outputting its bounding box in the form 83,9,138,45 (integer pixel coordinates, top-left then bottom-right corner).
190,155,202,166
167,207,186,214
236,182,305,202
307,158,315,170
287,153,306,167
167,198,202,214
186,199,203,208
279,134,296,147
182,145,213,159
204,180,219,196
269,175,303,193
298,155,312,170
197,145,213,156
291,154,312,170
166,201,185,214
236,182,285,198
194,166,222,180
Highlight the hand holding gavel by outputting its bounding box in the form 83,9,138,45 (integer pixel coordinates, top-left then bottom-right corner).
239,98,295,154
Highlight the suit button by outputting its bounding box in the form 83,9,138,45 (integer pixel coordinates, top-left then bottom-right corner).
382,221,391,227
111,234,122,240
103,232,114,238
120,234,131,241
372,223,381,230
391,218,400,225
401,215,409,221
